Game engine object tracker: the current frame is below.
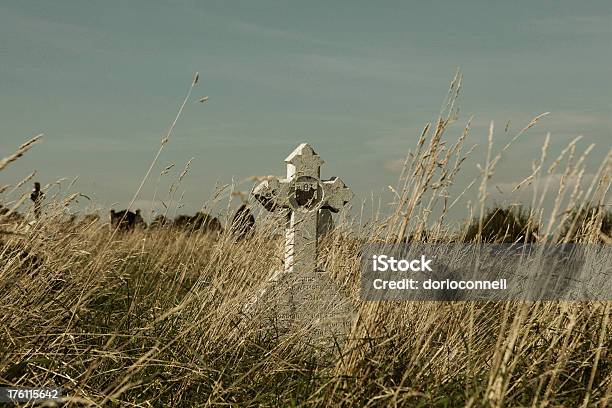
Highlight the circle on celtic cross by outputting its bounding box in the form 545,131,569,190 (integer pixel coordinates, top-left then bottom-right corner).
288,176,324,212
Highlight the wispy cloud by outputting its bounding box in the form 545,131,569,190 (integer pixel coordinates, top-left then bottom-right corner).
518,14,612,37
493,173,597,198
384,158,406,173
231,20,339,47
0,6,113,56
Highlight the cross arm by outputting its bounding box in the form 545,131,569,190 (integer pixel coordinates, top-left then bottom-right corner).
322,177,353,213
252,178,291,212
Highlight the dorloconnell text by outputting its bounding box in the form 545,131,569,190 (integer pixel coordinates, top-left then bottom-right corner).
361,244,611,301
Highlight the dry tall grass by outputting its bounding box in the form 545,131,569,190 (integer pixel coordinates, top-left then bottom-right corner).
0,76,610,407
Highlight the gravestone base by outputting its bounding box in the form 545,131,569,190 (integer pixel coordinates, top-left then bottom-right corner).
241,267,355,352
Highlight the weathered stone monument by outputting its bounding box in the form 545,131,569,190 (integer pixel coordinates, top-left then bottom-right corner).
243,143,355,348
253,143,353,274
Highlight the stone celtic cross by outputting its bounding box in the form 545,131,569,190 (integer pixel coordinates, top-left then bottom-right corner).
253,143,353,274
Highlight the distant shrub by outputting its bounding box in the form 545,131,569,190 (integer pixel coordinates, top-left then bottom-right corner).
0,204,24,224
463,205,538,243
561,205,612,243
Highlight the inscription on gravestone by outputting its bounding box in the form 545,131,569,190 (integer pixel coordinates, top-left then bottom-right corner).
243,143,354,346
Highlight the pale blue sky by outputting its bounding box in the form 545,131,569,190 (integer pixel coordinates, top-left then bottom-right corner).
1,1,610,221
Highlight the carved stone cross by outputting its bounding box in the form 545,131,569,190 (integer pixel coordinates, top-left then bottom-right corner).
253,143,353,274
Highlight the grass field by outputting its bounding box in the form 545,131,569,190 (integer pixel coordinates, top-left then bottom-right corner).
1,77,610,407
